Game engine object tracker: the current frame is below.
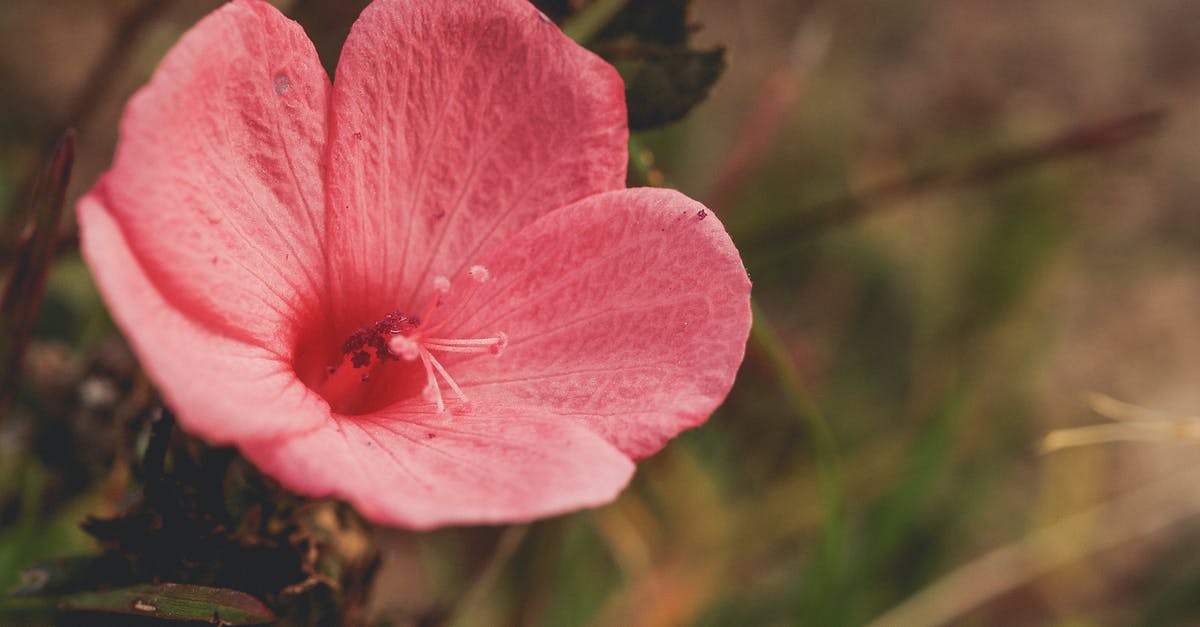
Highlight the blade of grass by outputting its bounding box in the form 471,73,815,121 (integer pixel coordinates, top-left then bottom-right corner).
748,300,849,621
866,461,1200,627
442,525,529,627
57,583,275,624
0,595,55,624
852,382,972,613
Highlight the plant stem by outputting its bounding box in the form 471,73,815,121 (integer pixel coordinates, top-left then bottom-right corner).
561,0,631,45
443,525,529,627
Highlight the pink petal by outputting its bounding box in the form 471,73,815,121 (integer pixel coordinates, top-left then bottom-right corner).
440,188,753,459
79,195,330,443
241,409,634,529
84,0,330,348
323,0,628,328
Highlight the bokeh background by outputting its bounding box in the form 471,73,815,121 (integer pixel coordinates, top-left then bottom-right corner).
3,0,1200,625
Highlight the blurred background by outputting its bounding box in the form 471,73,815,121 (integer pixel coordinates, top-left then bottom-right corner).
3,0,1200,625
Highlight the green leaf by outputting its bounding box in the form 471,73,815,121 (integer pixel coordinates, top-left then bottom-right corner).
57,583,275,625
619,46,726,131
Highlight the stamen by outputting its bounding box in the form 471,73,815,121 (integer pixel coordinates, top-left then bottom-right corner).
420,345,495,354
314,265,507,414
411,276,451,325
421,265,492,337
388,335,421,361
421,337,501,346
424,349,469,404
468,265,490,283
389,332,500,412
315,263,504,414
416,349,444,413
421,334,508,354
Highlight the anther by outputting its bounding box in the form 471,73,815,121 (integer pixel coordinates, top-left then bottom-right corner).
388,335,421,361
379,267,508,413
468,265,490,283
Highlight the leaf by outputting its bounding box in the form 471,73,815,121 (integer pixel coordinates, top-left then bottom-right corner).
618,46,726,131
57,583,275,625
528,0,571,22
533,0,726,130
596,0,693,45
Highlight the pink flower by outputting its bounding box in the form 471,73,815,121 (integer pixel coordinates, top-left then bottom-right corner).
78,0,751,529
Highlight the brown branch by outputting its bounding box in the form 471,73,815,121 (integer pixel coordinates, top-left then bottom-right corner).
1,131,75,421
739,109,1167,248
0,229,77,267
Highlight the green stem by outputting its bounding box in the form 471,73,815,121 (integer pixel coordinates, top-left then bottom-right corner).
749,301,833,451
627,136,662,187
561,0,631,45
444,525,529,627
749,300,847,612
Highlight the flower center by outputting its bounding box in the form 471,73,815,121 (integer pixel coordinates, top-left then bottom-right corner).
311,266,505,415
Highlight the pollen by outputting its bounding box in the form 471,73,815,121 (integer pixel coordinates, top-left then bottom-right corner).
318,266,505,415
468,265,490,283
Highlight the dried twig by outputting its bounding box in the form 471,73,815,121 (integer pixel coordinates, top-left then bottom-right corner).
0,131,75,420
740,109,1166,248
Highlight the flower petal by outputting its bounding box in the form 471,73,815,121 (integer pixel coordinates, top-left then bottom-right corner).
84,0,330,348
241,410,634,529
324,0,628,327
441,188,753,459
79,194,331,443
